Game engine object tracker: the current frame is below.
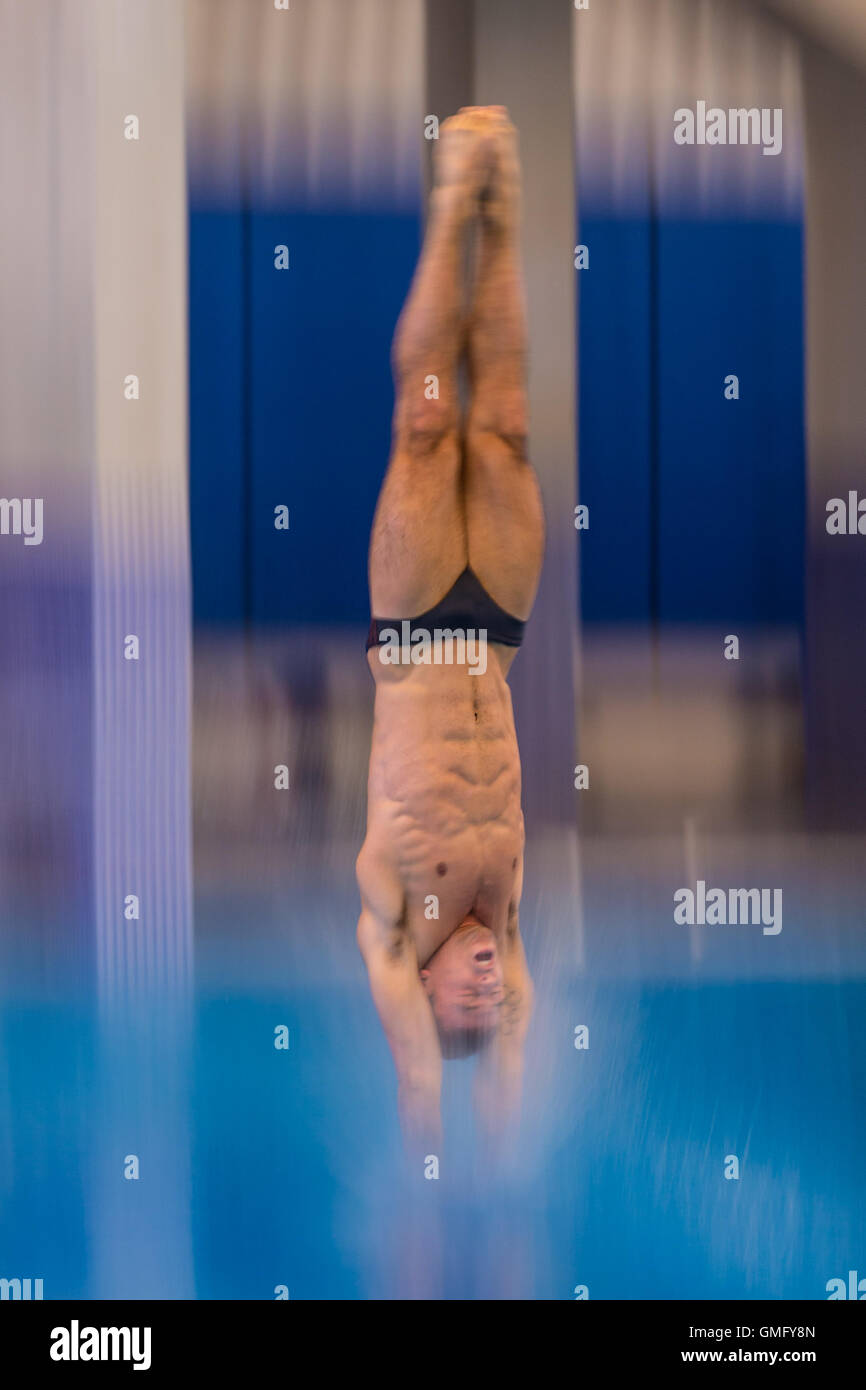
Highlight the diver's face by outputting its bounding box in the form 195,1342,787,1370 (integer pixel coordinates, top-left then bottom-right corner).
421,919,505,1033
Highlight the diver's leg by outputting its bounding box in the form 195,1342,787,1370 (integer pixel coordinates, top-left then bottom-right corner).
368,114,488,617
464,109,544,620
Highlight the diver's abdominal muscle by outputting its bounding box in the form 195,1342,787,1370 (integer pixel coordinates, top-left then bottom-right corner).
367,661,523,851
371,673,519,797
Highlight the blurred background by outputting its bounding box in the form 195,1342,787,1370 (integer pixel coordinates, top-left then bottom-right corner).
1,0,865,1300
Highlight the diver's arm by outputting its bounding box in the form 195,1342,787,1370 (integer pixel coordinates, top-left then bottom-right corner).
356,907,443,1158
473,919,533,1142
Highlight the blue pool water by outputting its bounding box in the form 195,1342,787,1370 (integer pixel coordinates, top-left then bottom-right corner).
3,933,863,1300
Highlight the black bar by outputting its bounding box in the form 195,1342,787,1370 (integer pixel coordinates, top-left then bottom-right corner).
3,1299,862,1375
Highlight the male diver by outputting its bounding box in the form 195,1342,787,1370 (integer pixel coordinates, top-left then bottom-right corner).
356,107,545,1155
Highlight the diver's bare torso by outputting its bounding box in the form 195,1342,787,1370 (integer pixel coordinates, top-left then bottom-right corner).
359,646,524,964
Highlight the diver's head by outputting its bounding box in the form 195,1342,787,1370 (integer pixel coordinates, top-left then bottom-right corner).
420,915,504,1057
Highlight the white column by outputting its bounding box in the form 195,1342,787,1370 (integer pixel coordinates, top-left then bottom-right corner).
801,42,866,825
474,0,580,835
89,0,193,1298
0,0,194,1297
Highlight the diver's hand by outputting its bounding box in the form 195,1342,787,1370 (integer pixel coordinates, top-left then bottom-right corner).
474,1053,523,1145
474,924,533,1148
398,1074,443,1165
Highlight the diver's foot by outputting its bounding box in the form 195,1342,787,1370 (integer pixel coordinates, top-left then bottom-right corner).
434,107,501,219
477,106,521,234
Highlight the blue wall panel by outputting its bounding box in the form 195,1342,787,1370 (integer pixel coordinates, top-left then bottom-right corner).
189,208,246,625
189,205,420,628
578,213,804,627
577,216,653,624
658,219,804,625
